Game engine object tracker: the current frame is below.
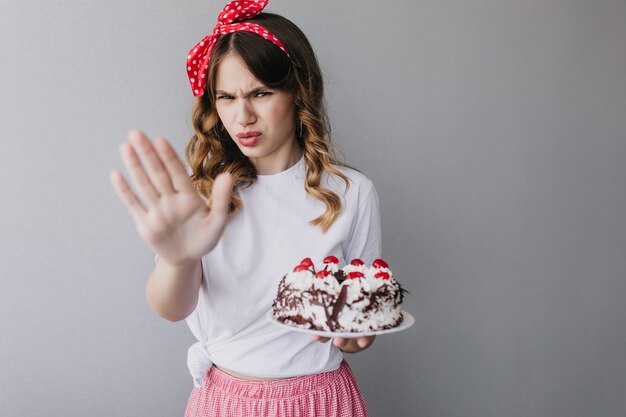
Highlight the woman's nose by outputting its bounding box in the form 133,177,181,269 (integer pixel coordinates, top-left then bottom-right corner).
236,99,256,126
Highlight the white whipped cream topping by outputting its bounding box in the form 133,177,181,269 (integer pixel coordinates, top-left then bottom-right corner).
342,263,369,276
305,275,339,331
284,270,314,290
365,266,394,290
368,266,393,278
316,260,339,274
342,276,372,297
312,274,340,293
336,277,373,331
355,306,402,331
274,270,317,328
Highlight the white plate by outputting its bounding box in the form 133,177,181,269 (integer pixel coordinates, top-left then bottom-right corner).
267,310,414,338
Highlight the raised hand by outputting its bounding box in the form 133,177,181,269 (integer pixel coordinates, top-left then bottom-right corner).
109,130,233,266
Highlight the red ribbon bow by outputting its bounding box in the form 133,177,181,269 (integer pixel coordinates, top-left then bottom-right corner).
186,0,289,97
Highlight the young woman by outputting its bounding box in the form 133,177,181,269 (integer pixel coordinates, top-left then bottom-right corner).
110,1,381,415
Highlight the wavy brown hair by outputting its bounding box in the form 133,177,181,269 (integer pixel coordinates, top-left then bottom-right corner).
185,12,351,232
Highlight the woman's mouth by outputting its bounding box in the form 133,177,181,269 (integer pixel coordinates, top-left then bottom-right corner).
236,131,262,147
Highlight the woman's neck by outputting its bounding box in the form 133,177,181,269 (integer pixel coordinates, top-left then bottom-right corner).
251,144,303,175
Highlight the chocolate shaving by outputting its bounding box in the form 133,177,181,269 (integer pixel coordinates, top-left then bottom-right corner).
330,285,349,324
333,270,346,283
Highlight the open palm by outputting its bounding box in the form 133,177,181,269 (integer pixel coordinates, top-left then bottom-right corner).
110,130,232,266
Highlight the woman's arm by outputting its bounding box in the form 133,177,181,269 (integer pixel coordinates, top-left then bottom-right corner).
110,130,233,321
146,258,203,322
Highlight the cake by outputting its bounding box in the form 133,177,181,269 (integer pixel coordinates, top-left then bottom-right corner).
271,256,406,332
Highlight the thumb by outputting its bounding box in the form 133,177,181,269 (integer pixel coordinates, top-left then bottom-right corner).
198,173,233,256
201,172,234,250
210,172,233,215
211,172,233,211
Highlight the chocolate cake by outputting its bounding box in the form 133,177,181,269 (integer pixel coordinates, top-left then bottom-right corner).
271,257,406,332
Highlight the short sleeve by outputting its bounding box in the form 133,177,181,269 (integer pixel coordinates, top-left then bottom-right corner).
344,183,382,264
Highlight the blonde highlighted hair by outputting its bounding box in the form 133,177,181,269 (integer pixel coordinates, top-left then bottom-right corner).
185,12,351,232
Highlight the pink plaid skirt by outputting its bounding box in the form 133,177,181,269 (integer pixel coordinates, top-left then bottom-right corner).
184,360,369,417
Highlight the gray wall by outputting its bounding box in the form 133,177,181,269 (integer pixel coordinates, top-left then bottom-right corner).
1,1,625,416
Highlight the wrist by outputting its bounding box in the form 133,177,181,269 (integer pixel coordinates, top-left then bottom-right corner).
147,257,203,321
159,256,201,270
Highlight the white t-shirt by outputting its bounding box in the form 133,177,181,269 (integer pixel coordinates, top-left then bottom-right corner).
156,156,381,387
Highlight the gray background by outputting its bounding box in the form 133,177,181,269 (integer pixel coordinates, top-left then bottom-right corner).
1,0,625,416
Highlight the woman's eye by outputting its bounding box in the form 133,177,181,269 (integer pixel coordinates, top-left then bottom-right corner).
216,95,234,100
255,91,272,98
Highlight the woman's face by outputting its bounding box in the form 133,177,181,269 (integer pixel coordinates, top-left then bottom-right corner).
214,53,299,175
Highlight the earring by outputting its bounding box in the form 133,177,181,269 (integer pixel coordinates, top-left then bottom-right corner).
297,120,303,138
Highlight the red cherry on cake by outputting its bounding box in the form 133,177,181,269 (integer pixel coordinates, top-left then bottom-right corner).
299,258,314,268
347,271,365,279
293,264,311,272
350,259,365,266
372,259,389,269
323,255,339,264
315,270,331,279
374,271,391,280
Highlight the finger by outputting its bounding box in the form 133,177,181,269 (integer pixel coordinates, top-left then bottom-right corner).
128,129,175,196
210,172,233,211
153,136,196,194
206,172,233,221
109,170,148,221
357,336,375,349
333,337,349,349
120,140,160,206
204,172,234,240
311,335,331,343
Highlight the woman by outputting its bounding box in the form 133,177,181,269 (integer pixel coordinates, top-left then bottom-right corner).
110,1,380,415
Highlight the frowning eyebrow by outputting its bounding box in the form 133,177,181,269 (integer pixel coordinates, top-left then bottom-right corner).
215,87,269,97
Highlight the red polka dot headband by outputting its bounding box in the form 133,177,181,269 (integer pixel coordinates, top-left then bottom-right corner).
186,0,289,97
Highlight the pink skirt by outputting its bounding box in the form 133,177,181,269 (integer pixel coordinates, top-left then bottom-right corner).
184,360,369,417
